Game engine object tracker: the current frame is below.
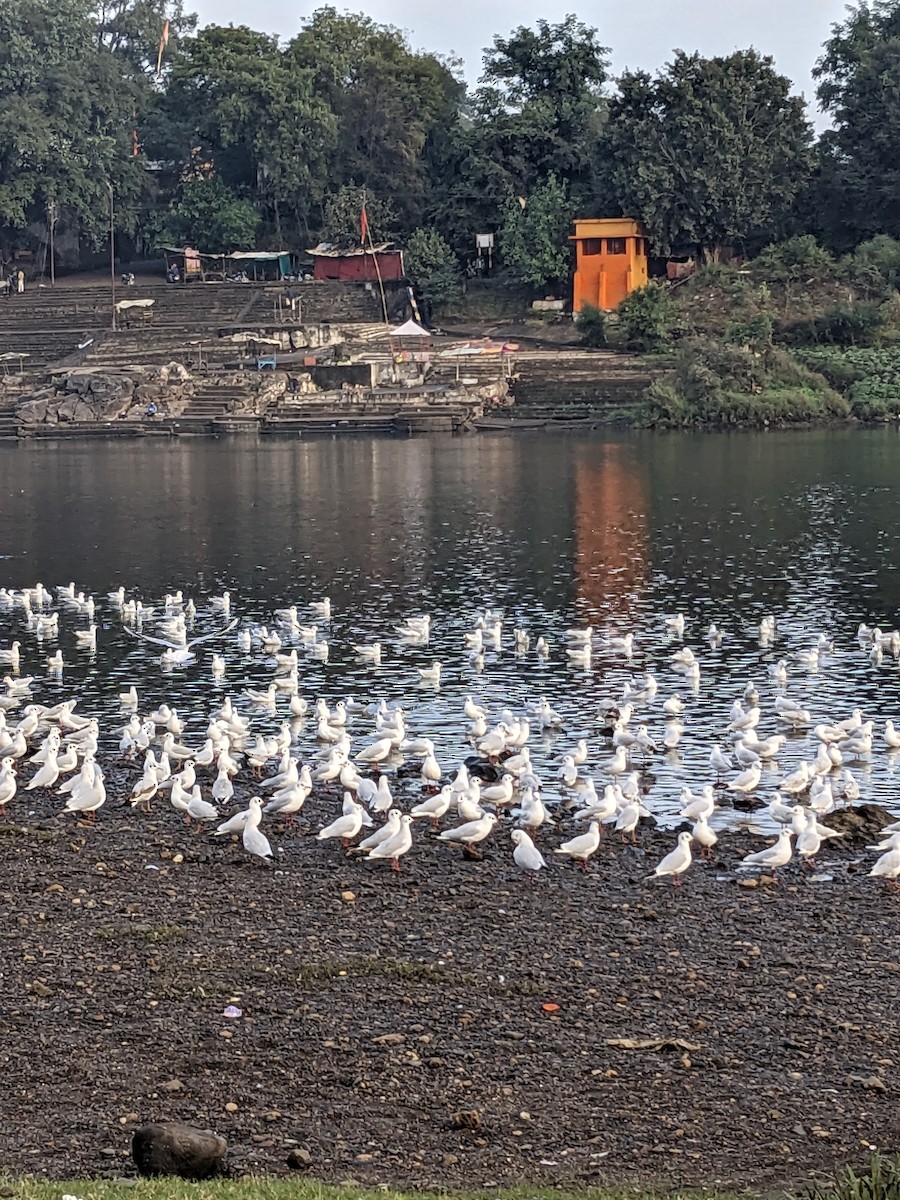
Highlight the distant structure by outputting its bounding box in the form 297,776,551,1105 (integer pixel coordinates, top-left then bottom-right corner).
570,218,649,312
307,243,405,283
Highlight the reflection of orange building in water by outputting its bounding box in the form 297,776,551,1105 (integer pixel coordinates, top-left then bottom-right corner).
571,218,650,312
574,442,649,618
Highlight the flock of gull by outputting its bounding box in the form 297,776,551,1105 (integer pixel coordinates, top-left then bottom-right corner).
1,581,899,888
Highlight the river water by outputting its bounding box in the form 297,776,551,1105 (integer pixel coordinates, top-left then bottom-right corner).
1,427,899,830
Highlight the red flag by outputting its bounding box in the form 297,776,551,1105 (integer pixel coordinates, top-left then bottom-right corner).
360,203,368,246
156,19,170,77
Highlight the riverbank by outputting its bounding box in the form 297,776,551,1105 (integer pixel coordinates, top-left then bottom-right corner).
1,775,897,1191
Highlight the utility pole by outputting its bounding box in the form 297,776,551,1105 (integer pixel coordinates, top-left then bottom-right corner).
108,183,116,331
47,200,57,286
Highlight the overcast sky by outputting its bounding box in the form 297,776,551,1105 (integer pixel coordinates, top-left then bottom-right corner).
188,0,848,121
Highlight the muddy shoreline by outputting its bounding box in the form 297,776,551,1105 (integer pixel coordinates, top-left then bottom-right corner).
1,766,898,1191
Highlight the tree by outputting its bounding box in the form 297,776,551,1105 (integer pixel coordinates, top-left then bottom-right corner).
479,15,608,195
404,228,460,305
288,8,463,233
92,0,196,76
158,24,336,243
170,176,259,251
602,50,813,260
498,174,573,290
0,0,145,249
430,16,609,255
814,2,900,249
322,185,396,246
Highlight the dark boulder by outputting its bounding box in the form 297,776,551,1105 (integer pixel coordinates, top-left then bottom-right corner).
131,1121,227,1179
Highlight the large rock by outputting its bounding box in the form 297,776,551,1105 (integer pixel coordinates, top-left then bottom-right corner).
64,372,92,395
131,1121,227,1179
56,395,80,422
88,373,134,399
72,399,96,422
18,398,48,424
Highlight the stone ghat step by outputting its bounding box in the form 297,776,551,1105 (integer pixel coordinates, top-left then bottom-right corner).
18,421,175,439
260,415,400,435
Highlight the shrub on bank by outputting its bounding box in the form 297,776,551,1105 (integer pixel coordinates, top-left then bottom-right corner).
796,346,900,419
646,336,849,426
575,303,608,347
616,282,679,350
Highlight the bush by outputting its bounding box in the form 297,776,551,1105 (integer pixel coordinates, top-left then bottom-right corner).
616,282,678,349
724,310,775,352
753,235,835,282
576,303,608,348
815,302,886,346
498,174,574,290
404,228,461,307
853,235,900,286
645,336,849,426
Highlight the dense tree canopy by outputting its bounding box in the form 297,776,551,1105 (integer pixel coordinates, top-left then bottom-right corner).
0,0,145,246
602,50,813,260
814,2,900,250
2,2,900,278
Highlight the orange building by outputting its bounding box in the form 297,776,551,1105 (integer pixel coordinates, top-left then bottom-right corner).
571,218,650,312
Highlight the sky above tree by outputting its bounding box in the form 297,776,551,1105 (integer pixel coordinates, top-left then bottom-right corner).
190,0,847,125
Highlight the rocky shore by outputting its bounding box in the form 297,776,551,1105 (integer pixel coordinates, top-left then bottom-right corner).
0,769,897,1191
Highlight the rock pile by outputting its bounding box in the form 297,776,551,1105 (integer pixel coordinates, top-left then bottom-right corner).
16,364,196,425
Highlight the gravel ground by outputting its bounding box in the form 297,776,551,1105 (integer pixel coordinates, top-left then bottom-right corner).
1,765,898,1192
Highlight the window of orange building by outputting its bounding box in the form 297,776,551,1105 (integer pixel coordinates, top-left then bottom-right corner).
607,238,626,255
581,238,602,256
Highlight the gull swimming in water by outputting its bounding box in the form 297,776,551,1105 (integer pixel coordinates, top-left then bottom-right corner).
124,617,238,665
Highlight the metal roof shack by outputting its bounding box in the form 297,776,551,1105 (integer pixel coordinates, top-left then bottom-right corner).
307,242,405,283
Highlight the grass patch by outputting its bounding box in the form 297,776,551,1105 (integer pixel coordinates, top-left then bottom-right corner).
5,1180,759,1200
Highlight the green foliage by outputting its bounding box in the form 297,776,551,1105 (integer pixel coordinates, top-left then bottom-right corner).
431,16,609,256
602,50,813,259
803,1153,900,1200
797,346,900,419
853,235,900,286
647,335,849,426
576,304,608,348
815,5,900,249
0,0,145,247
724,311,775,352
404,228,460,305
814,303,887,347
288,8,463,233
322,185,397,247
753,235,835,282
159,23,335,243
616,283,678,349
499,175,573,290
170,177,259,251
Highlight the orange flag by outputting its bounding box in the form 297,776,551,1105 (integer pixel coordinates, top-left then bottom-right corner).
156,19,170,77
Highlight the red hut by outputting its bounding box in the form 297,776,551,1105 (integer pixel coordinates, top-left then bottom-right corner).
307,242,405,282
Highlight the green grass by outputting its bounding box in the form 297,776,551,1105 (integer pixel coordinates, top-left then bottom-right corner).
5,1181,758,1200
